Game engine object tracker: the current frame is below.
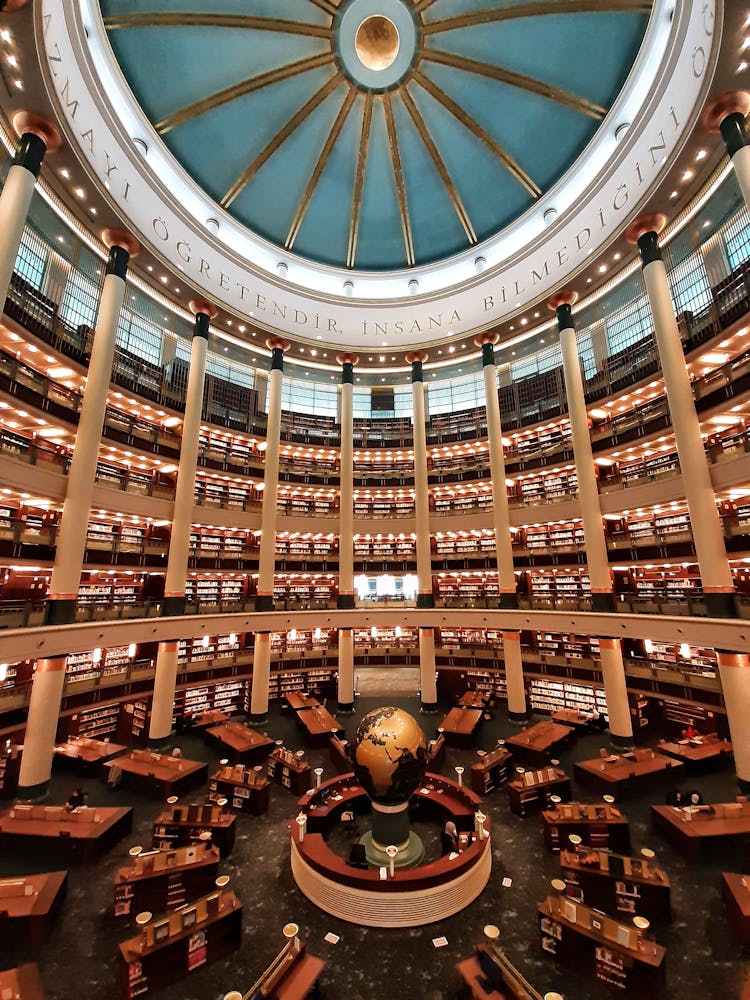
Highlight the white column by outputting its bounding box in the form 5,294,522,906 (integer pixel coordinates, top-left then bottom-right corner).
149,300,215,743
250,340,288,720
19,230,138,798
599,639,633,743
336,354,357,710
0,114,60,311
702,92,750,212
418,627,437,707
407,351,433,608
474,335,527,720
249,632,272,720
628,219,736,618
716,652,750,789
16,660,66,800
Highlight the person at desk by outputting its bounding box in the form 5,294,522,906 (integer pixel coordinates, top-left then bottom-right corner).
441,821,459,855
65,787,88,810
682,724,700,740
588,712,607,734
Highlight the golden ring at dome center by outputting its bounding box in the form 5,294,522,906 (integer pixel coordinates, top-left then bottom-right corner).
355,16,400,71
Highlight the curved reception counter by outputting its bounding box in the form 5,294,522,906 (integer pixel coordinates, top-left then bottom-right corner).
290,773,492,927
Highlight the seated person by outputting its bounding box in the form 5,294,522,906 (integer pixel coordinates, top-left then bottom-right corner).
441,820,459,855
171,747,183,759
686,789,704,806
682,724,699,740
66,787,88,810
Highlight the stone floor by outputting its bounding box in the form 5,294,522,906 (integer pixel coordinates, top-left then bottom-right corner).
0,688,747,1000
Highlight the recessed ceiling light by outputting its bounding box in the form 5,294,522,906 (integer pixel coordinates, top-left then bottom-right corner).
669,190,678,199
160,276,168,284
0,30,11,43
73,187,85,198
13,79,22,90
6,55,16,68
681,169,693,182
598,264,607,274
613,252,621,261
89,207,97,215
695,149,707,161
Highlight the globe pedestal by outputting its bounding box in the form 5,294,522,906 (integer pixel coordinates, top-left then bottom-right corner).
359,799,425,868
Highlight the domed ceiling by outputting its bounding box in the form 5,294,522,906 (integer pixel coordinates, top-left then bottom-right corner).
100,0,651,272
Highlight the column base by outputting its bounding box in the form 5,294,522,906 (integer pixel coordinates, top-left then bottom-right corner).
416,594,435,609
148,735,174,752
16,780,50,803
508,710,529,724
337,701,355,714
419,701,439,714
337,595,355,610
591,592,616,613
161,595,186,617
705,592,739,619
738,776,750,795
359,829,425,869
609,732,634,751
44,599,77,626
255,595,274,612
248,712,269,726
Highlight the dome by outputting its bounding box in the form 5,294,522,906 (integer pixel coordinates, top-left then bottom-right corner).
352,706,427,803
100,0,650,271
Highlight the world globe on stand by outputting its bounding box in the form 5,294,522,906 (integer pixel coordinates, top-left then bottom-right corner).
352,706,428,805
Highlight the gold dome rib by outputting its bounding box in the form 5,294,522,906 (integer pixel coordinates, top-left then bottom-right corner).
221,75,343,210
286,87,358,250
422,50,607,120
155,52,335,136
400,87,477,246
308,0,339,15
383,92,415,268
103,13,331,38
347,93,374,269
412,69,541,199
422,1,653,36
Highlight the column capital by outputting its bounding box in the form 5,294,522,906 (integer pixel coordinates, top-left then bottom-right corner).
189,298,218,319
101,228,141,258
623,213,667,246
265,337,291,352
336,352,359,366
547,290,579,311
473,332,499,348
701,90,750,133
12,110,61,154
405,350,429,364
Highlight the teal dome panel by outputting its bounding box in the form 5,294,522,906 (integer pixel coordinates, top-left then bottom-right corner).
100,0,651,271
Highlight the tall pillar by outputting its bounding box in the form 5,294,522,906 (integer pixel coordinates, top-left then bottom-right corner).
474,334,527,721
549,292,633,744
626,215,737,617
0,112,60,311
149,299,216,744
702,91,750,211
406,351,437,711
18,228,139,799
716,652,750,790
336,353,357,712
249,339,289,723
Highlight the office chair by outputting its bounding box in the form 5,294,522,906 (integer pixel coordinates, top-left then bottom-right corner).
348,843,368,869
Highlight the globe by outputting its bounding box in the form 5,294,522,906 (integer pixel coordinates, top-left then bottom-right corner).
352,707,428,804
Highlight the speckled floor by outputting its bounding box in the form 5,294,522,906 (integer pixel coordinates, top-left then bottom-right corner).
0,685,747,1000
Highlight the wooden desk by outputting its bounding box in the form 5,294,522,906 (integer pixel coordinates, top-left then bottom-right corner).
560,849,671,922
722,872,750,943
0,964,44,1000
54,737,127,773
205,722,274,765
552,709,592,732
471,747,513,796
506,768,571,818
118,891,242,999
538,895,666,991
439,707,483,747
542,802,631,854
114,846,220,917
459,691,487,709
506,721,574,766
285,692,319,711
267,748,312,794
658,737,733,769
103,751,208,799
574,749,684,800
328,736,351,775
295,705,344,745
209,765,270,815
651,802,750,860
274,949,326,1000
0,806,132,863
0,870,67,946
152,805,236,858
191,709,230,729
456,956,505,999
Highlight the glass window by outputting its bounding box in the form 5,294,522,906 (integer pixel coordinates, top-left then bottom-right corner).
14,229,47,288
